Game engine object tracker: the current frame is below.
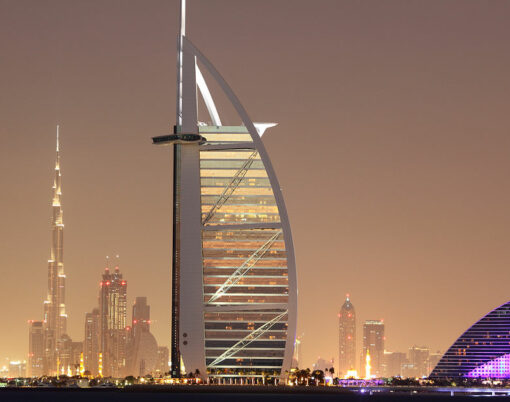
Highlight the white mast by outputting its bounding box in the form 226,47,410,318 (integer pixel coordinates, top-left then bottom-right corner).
176,0,186,126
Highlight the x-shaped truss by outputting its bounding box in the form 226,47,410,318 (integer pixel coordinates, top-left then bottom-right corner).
207,310,288,367
202,150,258,225
206,230,282,304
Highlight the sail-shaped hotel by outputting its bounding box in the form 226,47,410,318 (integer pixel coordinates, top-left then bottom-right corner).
153,1,297,381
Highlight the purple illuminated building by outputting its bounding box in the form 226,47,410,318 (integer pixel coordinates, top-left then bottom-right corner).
430,300,510,379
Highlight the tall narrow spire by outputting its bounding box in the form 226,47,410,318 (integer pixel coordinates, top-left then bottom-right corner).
43,125,67,375
180,0,186,37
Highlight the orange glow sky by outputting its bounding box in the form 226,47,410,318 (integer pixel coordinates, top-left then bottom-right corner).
1,0,510,370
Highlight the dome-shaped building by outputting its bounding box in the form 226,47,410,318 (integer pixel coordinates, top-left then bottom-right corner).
430,300,510,379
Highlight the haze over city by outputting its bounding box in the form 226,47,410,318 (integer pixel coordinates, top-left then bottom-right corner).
1,0,510,374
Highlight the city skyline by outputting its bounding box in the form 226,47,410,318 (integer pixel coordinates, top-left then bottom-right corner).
1,0,510,371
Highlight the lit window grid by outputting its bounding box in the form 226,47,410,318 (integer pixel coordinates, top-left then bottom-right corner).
467,353,510,379
199,131,290,377
430,302,510,379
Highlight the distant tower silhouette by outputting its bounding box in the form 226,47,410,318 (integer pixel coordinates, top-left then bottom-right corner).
84,308,100,376
338,295,356,376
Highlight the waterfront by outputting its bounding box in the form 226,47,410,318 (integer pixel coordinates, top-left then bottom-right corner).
2,385,510,401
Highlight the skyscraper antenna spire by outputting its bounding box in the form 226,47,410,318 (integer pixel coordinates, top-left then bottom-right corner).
180,0,186,37
56,125,60,152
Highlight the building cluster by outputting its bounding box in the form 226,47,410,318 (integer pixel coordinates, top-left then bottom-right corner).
28,263,169,378
336,295,441,379
26,131,168,379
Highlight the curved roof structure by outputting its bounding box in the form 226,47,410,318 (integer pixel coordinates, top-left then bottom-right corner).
430,300,510,379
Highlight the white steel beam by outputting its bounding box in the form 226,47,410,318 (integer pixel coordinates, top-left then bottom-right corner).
207,310,287,367
206,230,282,305
202,150,258,225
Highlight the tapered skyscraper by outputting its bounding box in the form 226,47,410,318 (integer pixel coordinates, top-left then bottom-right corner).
43,126,67,374
339,295,356,376
153,0,297,381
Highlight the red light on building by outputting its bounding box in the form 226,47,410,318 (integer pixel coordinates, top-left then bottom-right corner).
147,320,151,324
106,281,110,286
133,320,137,324
121,281,126,286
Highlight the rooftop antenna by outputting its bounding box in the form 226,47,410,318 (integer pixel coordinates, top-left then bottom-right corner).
56,125,60,152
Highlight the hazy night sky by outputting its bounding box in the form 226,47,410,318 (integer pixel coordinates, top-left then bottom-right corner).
1,0,510,370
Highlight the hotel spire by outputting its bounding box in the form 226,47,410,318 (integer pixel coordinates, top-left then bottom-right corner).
43,125,67,374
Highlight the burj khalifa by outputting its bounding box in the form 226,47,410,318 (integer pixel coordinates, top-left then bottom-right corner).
42,126,67,375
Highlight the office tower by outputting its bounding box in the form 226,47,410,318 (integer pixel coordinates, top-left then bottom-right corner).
338,295,356,376
57,335,83,376
58,334,72,375
362,320,385,378
42,126,68,375
408,345,430,378
152,0,297,381
156,346,170,376
131,297,150,337
84,308,100,375
125,297,159,376
99,264,127,377
8,361,26,378
28,320,44,377
382,351,407,377
70,342,83,375
427,352,442,376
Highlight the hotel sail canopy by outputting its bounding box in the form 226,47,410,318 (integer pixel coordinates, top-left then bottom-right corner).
153,0,297,381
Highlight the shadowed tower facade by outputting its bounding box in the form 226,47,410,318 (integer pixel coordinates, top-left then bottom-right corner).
153,0,297,381
42,126,67,375
338,295,356,376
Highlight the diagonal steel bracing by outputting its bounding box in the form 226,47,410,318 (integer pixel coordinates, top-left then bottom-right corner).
206,230,282,305
207,310,288,367
202,150,258,225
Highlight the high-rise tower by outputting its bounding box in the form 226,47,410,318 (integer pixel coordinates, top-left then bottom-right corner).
28,320,44,377
43,126,67,375
362,320,385,378
99,262,127,377
125,297,159,376
84,308,100,376
338,295,356,376
153,0,297,381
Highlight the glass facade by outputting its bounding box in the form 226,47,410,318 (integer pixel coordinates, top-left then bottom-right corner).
200,126,290,378
430,300,510,379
